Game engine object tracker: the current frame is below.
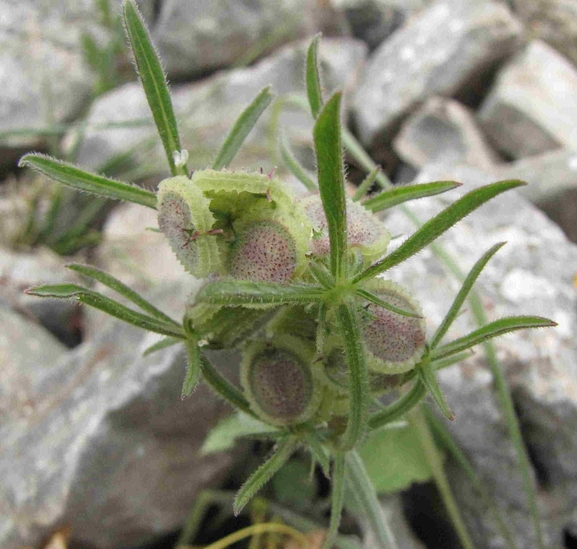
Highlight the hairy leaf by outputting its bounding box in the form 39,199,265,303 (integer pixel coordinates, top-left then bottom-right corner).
363,181,461,212
306,34,323,118
356,288,422,318
324,453,346,549
419,362,454,420
182,338,201,398
368,380,427,431
353,165,381,202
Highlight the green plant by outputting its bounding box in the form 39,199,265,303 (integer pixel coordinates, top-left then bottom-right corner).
20,4,556,548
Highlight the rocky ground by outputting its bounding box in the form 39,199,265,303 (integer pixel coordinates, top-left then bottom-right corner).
1,0,577,548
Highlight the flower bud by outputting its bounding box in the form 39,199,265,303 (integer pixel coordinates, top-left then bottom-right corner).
360,280,426,374
241,337,321,426
157,176,224,277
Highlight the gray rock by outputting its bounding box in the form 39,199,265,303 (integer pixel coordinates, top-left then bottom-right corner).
71,38,367,175
0,0,97,154
352,0,524,144
0,280,243,549
478,40,577,159
383,163,577,548
0,246,83,346
393,96,499,169
510,0,577,69
152,0,327,79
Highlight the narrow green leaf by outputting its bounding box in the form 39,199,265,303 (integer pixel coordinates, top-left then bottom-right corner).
363,181,462,212
432,316,557,361
306,34,323,118
308,262,334,289
182,339,201,398
234,436,299,515
279,131,316,191
354,180,527,284
123,0,185,176
424,405,518,549
431,243,506,349
26,284,184,338
353,165,381,202
324,454,346,549
143,337,181,356
355,288,422,319
316,302,327,356
345,450,399,549
314,93,347,281
67,263,179,326
368,380,427,431
336,302,368,451
195,279,325,306
419,362,454,421
403,351,474,383
212,86,273,170
303,431,330,478
200,355,255,417
19,154,157,208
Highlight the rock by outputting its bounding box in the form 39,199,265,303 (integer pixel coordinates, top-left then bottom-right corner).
0,280,244,549
152,0,328,79
381,163,577,548
510,0,577,69
352,0,524,144
478,40,577,159
330,0,424,50
393,96,499,169
0,246,83,347
0,0,98,156
71,38,367,175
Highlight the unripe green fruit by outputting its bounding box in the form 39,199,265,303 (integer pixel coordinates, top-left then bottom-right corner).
360,279,427,374
241,337,322,426
298,193,391,264
157,176,223,278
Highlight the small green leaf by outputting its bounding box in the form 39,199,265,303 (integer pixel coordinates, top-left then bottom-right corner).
195,280,326,306
363,181,462,213
26,284,184,338
354,180,527,284
212,86,274,170
368,380,427,431
201,413,278,455
314,93,347,281
431,316,557,361
359,424,434,494
356,288,422,318
324,453,346,549
234,436,299,515
279,131,316,191
200,355,255,417
143,337,181,356
182,339,201,398
353,165,381,202
306,34,323,118
19,154,157,208
419,362,454,421
336,302,368,451
67,263,179,326
123,0,185,176
303,430,330,478
431,242,506,349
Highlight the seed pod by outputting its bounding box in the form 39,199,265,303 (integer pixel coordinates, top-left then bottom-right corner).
241,337,322,426
157,176,224,277
360,279,427,374
298,193,391,264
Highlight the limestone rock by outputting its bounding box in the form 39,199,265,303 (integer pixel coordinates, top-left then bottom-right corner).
352,0,524,144
383,163,577,548
479,40,577,159
393,96,499,169
71,38,367,175
152,0,327,79
0,281,243,549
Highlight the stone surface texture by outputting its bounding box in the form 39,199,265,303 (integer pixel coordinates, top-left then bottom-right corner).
0,281,243,549
393,96,499,169
71,38,367,175
384,163,577,548
152,0,327,78
479,40,577,159
352,0,524,144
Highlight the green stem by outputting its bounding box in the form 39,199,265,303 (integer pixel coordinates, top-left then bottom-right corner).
410,406,475,549
368,379,427,431
345,450,399,549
